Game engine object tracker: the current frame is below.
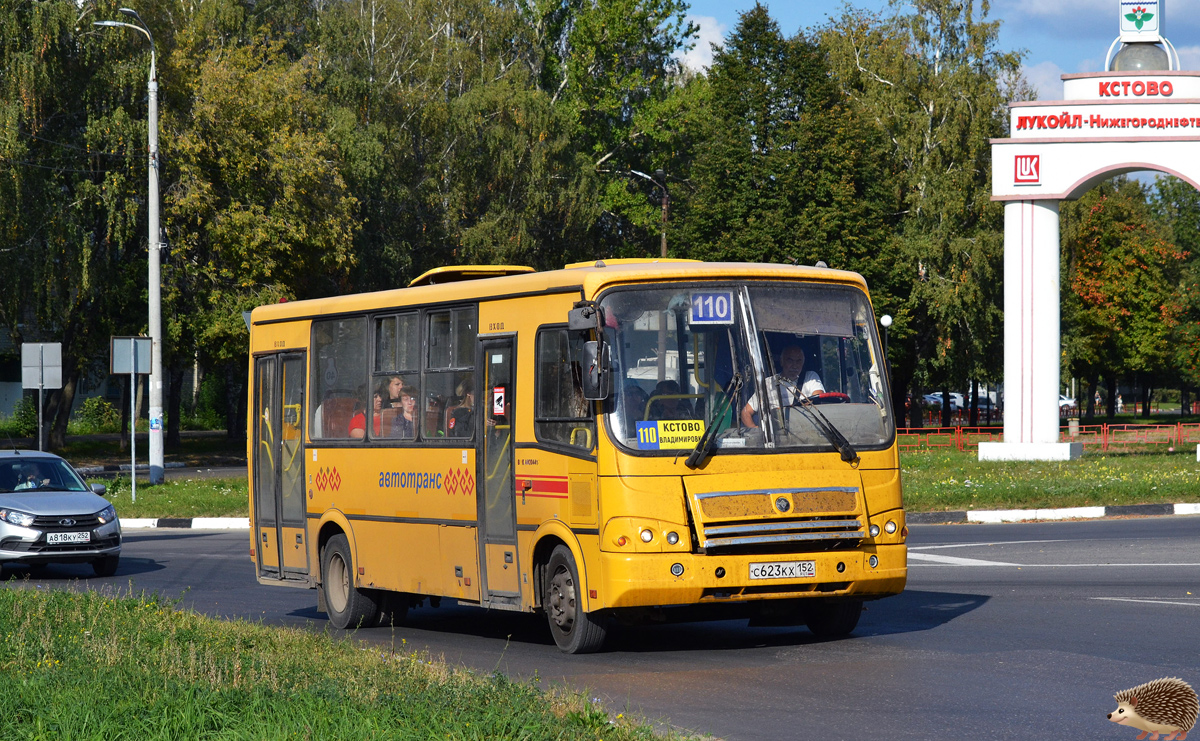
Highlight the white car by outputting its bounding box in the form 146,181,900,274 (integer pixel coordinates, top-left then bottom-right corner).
1059,395,1078,411
0,452,121,576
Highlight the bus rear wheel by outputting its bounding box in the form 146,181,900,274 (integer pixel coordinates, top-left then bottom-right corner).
804,598,863,639
321,534,380,629
544,545,607,654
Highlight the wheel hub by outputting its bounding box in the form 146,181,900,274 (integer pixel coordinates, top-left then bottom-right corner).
328,552,350,614
548,566,575,632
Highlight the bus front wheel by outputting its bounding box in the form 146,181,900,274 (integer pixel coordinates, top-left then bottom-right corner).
544,545,607,654
321,534,380,629
804,598,863,639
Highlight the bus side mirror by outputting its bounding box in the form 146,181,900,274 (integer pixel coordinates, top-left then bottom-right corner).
581,341,610,401
568,304,602,332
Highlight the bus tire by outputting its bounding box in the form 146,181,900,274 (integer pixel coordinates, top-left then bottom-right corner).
804,598,863,639
321,534,380,629
544,545,607,654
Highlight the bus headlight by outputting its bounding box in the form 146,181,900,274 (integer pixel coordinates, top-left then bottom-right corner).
869,555,879,568
884,520,897,534
640,529,654,543
666,531,679,545
869,524,880,537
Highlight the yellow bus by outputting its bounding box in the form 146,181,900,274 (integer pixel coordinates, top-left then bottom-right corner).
247,260,906,653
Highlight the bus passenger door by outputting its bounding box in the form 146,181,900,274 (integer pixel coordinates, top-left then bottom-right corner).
253,353,310,583
477,337,520,606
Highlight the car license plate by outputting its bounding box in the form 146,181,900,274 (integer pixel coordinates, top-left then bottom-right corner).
749,560,815,580
47,532,90,545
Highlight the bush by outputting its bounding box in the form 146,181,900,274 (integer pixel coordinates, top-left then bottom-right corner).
9,395,37,437
77,396,121,433
186,374,226,431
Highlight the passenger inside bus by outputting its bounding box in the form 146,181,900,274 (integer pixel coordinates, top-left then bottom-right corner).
348,389,383,439
622,383,650,431
446,374,474,437
389,385,419,439
648,379,694,420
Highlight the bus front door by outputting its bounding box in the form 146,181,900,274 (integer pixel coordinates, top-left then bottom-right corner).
253,352,310,583
478,337,520,607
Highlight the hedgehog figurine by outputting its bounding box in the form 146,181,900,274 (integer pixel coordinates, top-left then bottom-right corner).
1108,677,1199,740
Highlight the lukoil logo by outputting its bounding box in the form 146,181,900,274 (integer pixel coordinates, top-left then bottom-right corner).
1015,155,1040,185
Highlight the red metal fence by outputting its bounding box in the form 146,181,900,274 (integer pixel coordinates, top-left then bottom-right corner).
897,422,1199,453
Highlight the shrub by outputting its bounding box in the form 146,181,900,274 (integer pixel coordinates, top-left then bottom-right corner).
10,395,37,437
78,396,120,433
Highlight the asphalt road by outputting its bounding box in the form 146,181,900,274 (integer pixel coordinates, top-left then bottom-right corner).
6,516,1199,739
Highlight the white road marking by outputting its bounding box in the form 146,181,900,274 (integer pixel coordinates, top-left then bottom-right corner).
1091,597,1200,607
909,540,1069,551
907,553,1019,566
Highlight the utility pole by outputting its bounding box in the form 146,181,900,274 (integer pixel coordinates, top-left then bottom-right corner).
656,169,668,258
96,8,164,484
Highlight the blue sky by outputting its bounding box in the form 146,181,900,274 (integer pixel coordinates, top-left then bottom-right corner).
679,1,1200,99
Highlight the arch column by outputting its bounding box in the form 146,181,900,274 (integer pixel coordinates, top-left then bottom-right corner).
978,200,1082,461
979,199,1084,458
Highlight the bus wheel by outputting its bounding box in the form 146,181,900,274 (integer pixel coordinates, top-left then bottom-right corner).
321,534,380,629
544,545,607,654
804,599,863,639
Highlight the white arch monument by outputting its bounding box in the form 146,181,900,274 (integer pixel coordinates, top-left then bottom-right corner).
979,1,1197,461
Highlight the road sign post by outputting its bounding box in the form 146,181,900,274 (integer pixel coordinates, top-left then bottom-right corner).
21,343,62,451
112,337,151,503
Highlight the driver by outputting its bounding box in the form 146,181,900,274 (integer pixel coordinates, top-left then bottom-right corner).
15,463,47,490
740,345,825,428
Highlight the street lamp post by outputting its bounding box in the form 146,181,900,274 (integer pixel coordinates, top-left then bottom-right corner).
880,314,892,358
630,169,668,258
96,8,164,484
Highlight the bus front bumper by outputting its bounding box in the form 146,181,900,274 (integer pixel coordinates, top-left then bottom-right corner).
592,543,906,610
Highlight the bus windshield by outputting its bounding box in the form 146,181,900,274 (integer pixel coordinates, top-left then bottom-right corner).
601,282,893,455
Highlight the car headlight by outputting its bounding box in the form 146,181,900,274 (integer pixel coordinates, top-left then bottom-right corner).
96,505,118,525
0,509,35,527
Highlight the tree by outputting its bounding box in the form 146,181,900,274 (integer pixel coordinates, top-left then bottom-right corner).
1061,179,1186,418
0,0,148,448
821,1,1028,426
677,6,896,274
1150,176,1200,409
163,9,359,441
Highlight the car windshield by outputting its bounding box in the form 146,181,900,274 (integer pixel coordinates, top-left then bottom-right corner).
601,282,893,455
0,458,89,493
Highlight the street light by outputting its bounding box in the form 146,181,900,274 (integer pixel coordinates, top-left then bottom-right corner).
880,314,892,358
95,8,164,484
630,169,668,258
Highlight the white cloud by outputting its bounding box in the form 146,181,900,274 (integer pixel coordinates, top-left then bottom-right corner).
677,15,727,74
1022,60,1065,100
1174,44,1200,69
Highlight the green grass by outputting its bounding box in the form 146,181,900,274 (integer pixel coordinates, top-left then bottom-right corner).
902,449,1200,511
92,476,248,519
0,587,671,740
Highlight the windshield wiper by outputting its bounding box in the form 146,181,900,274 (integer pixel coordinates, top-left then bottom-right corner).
685,374,742,469
778,380,860,466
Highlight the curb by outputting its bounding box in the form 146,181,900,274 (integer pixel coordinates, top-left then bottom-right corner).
909,502,1200,524
122,517,249,530
76,462,187,475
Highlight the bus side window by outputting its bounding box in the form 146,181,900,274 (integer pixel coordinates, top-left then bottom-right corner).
372,313,420,438
310,317,367,440
534,328,595,451
424,307,476,440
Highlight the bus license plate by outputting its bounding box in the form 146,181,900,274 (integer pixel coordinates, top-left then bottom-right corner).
749,560,815,580
47,532,90,545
